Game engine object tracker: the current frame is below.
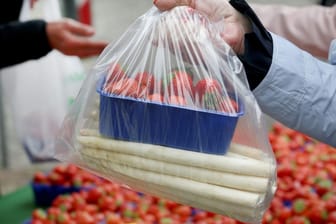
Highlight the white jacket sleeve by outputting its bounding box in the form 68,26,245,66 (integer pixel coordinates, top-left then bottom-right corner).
251,4,336,59
253,33,336,147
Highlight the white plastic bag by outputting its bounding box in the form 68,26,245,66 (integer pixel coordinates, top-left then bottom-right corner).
0,0,86,161
56,6,276,223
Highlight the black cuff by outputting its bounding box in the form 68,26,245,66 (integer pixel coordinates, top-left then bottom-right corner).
229,0,273,90
0,20,52,68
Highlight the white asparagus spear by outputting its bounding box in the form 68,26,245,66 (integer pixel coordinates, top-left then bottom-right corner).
82,155,260,223
143,181,262,223
80,128,267,165
80,128,267,164
229,143,268,161
80,128,270,162
80,128,100,137
80,153,262,207
81,147,269,193
77,135,272,177
225,151,261,161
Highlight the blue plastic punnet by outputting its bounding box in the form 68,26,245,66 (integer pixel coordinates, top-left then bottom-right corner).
97,77,244,155
32,183,83,207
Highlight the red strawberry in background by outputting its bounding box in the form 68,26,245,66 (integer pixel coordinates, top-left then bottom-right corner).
163,70,194,100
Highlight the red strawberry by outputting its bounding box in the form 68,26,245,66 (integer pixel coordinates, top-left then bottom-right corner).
105,62,126,85
105,78,140,98
32,209,47,220
194,78,229,112
218,98,239,113
33,171,49,184
168,95,187,106
201,92,224,111
148,93,163,103
135,72,156,94
163,71,194,98
194,78,222,102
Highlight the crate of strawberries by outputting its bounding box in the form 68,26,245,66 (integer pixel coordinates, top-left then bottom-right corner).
29,181,245,224
32,164,106,207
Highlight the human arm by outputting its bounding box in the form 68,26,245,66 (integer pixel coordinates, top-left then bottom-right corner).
253,34,336,146
0,20,51,68
251,4,336,59
234,0,336,145
154,0,336,147
0,18,108,69
0,0,23,23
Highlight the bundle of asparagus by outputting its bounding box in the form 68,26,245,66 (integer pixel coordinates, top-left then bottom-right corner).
77,127,276,224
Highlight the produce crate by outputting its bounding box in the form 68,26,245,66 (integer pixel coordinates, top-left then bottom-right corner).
32,183,83,207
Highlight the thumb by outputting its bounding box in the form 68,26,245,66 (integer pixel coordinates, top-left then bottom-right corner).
220,23,245,54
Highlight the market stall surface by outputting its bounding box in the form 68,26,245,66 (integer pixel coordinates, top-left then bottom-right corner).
0,185,34,224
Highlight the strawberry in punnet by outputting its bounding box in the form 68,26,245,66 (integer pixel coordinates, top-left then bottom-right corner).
105,77,140,98
194,78,223,111
194,78,222,102
218,97,239,113
168,95,187,106
33,171,49,185
135,72,156,95
32,208,47,221
195,78,239,113
105,62,126,85
148,93,163,103
163,70,194,99
204,95,239,114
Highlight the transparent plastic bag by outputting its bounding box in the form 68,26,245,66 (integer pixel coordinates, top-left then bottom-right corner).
56,6,276,224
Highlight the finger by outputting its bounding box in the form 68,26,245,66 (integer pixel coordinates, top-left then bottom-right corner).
61,46,106,58
64,37,108,54
64,19,95,36
73,39,109,50
154,0,196,11
68,48,106,58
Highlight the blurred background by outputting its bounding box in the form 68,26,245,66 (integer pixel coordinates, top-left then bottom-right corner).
0,0,326,195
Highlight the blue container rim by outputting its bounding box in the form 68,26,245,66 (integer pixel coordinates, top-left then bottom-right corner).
96,76,244,117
